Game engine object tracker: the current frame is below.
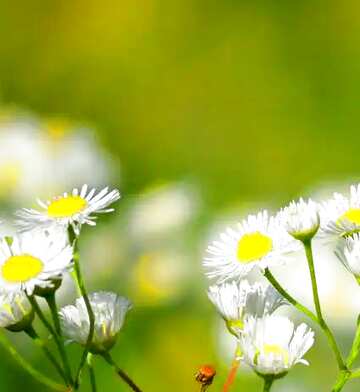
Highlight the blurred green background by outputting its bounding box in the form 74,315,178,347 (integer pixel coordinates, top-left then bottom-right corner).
0,0,360,391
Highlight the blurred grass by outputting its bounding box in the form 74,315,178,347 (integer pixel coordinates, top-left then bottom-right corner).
0,0,360,391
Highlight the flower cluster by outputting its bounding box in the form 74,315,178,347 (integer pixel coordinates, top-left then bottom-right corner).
0,184,141,391
203,184,360,390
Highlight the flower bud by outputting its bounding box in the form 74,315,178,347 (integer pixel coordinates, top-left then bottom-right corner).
280,198,320,242
208,281,287,338
335,234,360,284
0,290,34,332
60,291,131,354
195,365,216,387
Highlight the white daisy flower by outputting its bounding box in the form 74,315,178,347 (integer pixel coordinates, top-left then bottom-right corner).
335,234,360,282
15,185,120,234
320,184,360,238
203,210,298,282
0,227,73,295
208,281,287,336
240,315,314,376
0,290,34,331
59,291,131,354
279,198,320,241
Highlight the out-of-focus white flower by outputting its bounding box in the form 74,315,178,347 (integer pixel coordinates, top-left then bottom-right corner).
40,118,117,195
335,234,360,282
0,117,48,202
279,198,320,241
0,227,72,294
208,281,286,336
0,114,117,204
128,184,197,240
59,291,131,354
16,185,120,234
271,239,360,326
320,184,360,239
0,290,34,331
203,211,298,282
240,315,314,376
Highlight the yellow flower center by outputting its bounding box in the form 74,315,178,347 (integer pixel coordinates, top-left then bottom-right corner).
47,196,87,218
237,232,273,263
340,208,360,225
263,344,289,366
2,255,43,283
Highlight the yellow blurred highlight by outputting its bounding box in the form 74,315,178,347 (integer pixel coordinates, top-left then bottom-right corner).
0,162,22,197
131,252,186,306
43,118,71,142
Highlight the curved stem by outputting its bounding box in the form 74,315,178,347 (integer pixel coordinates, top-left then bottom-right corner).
222,347,241,392
0,331,67,391
24,325,67,382
46,293,63,337
262,376,274,392
303,240,346,371
264,269,318,324
28,295,73,386
87,353,97,392
332,370,351,392
102,352,143,392
68,226,95,389
346,323,360,369
70,270,82,296
45,292,73,384
331,318,360,390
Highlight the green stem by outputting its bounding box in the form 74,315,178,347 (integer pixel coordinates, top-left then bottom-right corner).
262,376,274,392
87,353,97,392
346,322,360,369
27,295,73,386
303,240,346,371
71,270,82,296
331,317,360,390
24,325,67,383
332,370,351,392
45,292,73,385
46,293,63,337
0,331,67,391
102,352,143,392
68,226,95,389
350,368,360,379
264,268,318,324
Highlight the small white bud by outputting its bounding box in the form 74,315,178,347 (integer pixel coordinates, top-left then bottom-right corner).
60,291,131,354
280,198,320,241
0,290,34,332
